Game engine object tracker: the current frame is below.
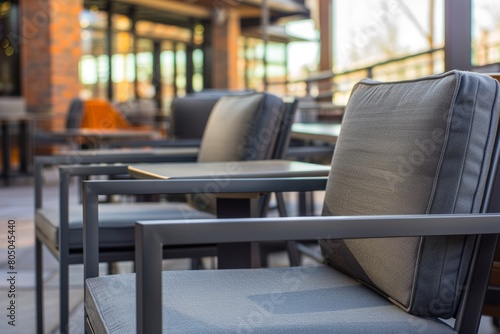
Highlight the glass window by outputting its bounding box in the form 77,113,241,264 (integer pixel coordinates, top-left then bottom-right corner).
176,45,186,96
192,48,204,92
80,56,98,84
330,0,445,103
136,39,154,99
161,42,175,114
80,9,108,99
334,0,444,71
79,8,139,101
472,0,500,66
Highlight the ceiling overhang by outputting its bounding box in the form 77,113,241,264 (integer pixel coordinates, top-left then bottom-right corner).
242,25,315,43
84,0,310,31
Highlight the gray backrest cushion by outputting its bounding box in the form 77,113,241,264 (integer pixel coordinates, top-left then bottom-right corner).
170,96,222,139
189,93,284,213
319,71,500,318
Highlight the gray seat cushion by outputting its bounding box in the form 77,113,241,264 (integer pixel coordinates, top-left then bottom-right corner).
36,202,214,249
319,71,500,318
86,266,456,333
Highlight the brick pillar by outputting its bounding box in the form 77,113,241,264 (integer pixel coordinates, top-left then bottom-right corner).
20,0,82,131
211,9,240,89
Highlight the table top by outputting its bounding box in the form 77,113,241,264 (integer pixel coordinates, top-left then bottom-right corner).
50,128,160,139
0,112,35,122
60,147,199,157
291,123,341,143
128,160,330,180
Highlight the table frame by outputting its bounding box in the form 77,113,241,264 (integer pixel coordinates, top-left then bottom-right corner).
1,115,32,186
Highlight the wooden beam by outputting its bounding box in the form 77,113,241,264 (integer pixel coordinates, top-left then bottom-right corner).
119,0,212,19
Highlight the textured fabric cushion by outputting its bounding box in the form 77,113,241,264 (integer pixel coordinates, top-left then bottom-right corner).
171,91,254,139
320,71,500,318
190,93,284,213
170,95,224,140
197,93,283,162
36,202,214,249
86,266,456,333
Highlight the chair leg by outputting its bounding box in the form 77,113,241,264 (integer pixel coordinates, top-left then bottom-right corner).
285,241,301,267
190,258,205,270
259,250,269,268
60,258,69,334
35,238,44,334
275,192,288,217
277,193,301,266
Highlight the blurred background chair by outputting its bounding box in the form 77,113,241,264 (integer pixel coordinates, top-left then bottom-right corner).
32,98,84,151
0,97,32,185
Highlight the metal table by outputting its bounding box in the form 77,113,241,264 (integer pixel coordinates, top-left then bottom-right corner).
1,113,33,186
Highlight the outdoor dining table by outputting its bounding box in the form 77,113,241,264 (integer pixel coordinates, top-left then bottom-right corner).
127,160,331,268
1,112,33,185
291,122,342,143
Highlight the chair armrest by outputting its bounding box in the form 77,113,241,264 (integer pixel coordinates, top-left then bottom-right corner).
33,151,198,208
36,148,198,166
59,164,130,178
82,176,328,277
131,213,500,333
137,214,500,246
35,157,132,210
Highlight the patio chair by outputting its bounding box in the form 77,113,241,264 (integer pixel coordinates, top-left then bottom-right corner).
35,92,294,333
108,90,254,149
84,70,500,333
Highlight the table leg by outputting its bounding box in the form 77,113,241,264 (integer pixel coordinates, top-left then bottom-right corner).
216,196,261,269
298,191,316,216
19,120,30,173
1,121,10,186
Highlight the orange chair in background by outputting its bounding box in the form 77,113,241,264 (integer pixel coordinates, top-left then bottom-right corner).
81,99,132,130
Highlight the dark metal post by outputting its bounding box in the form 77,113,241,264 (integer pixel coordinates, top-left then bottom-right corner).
444,0,471,71
173,43,178,97
129,6,138,99
106,2,114,100
217,196,261,268
1,121,10,185
186,23,195,93
153,41,163,108
261,0,269,90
